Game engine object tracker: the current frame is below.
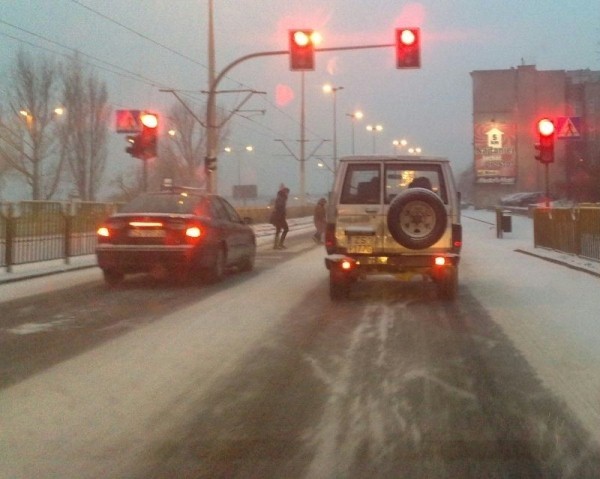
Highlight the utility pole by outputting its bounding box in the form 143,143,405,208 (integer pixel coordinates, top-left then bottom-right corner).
206,0,217,193
300,72,306,205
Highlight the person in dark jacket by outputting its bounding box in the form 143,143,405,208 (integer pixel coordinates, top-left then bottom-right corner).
271,187,290,249
313,197,327,243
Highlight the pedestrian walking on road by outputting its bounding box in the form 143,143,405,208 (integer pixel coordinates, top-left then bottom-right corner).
270,186,290,249
313,197,327,243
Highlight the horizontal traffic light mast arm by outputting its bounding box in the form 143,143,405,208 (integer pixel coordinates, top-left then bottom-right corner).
208,43,395,97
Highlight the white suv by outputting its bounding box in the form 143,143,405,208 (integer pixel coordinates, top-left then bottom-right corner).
324,156,462,300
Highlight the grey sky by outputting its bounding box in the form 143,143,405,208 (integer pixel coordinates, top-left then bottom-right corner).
1,0,598,199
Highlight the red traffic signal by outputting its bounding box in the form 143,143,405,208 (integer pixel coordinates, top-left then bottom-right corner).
140,112,158,159
535,118,555,164
289,29,319,71
395,28,421,69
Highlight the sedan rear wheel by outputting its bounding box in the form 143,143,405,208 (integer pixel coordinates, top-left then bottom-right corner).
103,269,124,287
207,247,227,283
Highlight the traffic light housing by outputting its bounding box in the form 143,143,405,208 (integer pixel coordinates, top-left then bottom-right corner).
535,118,555,164
395,28,421,69
289,29,317,71
125,134,143,159
139,112,158,159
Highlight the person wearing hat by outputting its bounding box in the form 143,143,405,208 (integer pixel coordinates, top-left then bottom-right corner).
313,197,327,243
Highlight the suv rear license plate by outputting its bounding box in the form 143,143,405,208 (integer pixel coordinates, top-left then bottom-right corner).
128,229,166,238
347,236,374,254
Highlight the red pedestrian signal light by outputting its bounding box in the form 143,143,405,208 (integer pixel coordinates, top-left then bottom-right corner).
289,29,319,71
535,118,555,164
395,28,421,69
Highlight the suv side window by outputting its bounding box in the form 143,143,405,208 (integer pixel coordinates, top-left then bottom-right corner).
340,164,381,204
384,163,448,204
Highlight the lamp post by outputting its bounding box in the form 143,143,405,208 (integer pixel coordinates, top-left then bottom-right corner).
224,145,253,205
392,138,408,155
345,110,363,155
323,84,344,174
366,124,383,154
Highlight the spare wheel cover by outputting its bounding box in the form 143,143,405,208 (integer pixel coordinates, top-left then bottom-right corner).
387,188,447,250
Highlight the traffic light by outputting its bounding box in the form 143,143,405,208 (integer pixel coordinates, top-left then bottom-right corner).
395,28,421,69
204,156,217,172
139,112,158,158
535,118,555,164
125,134,143,158
289,29,318,71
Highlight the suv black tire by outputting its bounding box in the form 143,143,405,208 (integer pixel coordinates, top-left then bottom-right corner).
329,270,350,300
387,188,447,250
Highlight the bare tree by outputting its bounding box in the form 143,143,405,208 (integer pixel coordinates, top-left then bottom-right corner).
153,102,208,189
0,50,64,199
58,54,110,201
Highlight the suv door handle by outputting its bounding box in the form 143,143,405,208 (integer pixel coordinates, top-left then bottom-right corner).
365,208,379,214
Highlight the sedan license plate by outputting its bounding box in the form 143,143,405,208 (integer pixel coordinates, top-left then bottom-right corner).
347,235,374,254
128,229,166,238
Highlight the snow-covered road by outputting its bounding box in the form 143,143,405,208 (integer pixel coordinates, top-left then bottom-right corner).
1,209,599,477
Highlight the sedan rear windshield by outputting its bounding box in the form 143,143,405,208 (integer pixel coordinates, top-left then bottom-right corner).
120,193,205,215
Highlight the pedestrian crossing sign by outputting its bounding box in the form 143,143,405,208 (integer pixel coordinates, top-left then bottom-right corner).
556,117,581,139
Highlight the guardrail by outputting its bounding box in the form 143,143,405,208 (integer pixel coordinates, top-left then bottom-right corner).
533,205,600,261
1,201,314,273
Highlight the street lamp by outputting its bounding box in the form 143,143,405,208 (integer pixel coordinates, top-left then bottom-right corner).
345,110,363,155
392,138,407,155
322,84,344,174
408,146,422,155
366,124,383,154
224,145,253,204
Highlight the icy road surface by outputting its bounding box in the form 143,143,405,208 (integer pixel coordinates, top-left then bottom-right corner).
1,211,599,478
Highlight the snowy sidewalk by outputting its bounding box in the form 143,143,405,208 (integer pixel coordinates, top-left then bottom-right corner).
0,217,316,285
463,209,600,279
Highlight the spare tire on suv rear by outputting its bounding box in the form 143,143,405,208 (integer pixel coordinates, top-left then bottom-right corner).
387,188,447,250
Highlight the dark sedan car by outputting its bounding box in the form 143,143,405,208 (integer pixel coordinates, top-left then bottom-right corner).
96,187,256,285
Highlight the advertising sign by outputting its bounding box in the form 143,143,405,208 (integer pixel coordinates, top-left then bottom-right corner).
474,122,517,184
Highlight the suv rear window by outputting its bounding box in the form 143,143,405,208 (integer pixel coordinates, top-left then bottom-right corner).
340,164,381,204
384,163,448,204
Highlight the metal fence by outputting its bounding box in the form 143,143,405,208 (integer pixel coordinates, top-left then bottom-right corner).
533,205,600,261
0,201,118,272
1,200,315,273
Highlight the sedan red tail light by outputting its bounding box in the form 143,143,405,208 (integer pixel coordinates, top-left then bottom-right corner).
185,226,202,238
97,226,110,238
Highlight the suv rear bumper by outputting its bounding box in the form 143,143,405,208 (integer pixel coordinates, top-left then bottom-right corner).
325,252,460,278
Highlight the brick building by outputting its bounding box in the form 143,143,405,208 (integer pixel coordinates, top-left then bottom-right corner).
471,65,600,208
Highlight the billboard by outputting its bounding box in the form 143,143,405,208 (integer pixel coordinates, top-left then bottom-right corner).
473,122,516,184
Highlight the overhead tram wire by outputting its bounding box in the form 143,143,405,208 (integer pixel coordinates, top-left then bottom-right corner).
0,27,325,150
4,5,328,148
0,21,169,91
68,0,328,143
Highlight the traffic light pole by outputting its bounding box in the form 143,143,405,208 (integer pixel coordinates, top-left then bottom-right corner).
205,42,394,194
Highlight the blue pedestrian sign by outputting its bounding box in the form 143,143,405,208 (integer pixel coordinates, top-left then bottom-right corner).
556,117,581,140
